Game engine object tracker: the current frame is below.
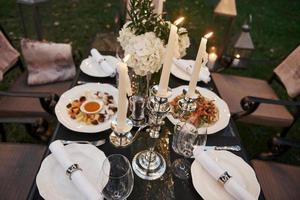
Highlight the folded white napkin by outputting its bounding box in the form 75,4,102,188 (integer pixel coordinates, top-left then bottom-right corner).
90,48,115,76
173,58,211,83
193,146,256,200
49,140,102,200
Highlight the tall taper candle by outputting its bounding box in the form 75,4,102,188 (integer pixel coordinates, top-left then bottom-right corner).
157,17,184,97
186,32,213,98
117,55,132,131
153,0,164,15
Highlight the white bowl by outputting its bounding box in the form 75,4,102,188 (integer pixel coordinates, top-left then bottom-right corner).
80,99,104,114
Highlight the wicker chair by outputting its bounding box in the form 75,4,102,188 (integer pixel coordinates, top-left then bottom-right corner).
212,45,300,137
251,137,300,200
0,143,46,200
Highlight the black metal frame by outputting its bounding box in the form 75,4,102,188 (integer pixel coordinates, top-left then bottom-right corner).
257,136,300,160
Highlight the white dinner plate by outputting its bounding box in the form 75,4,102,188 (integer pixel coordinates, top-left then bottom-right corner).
167,85,230,134
55,83,118,133
80,56,119,77
191,150,260,200
171,59,210,82
36,144,108,200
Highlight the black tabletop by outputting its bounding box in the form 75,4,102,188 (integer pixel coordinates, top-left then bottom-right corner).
30,68,261,200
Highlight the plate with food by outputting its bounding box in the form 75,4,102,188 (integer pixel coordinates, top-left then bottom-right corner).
55,83,118,133
167,85,230,134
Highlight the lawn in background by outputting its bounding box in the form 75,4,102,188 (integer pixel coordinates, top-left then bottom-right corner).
0,0,299,165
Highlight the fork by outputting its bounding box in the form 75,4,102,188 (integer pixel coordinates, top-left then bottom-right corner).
60,139,106,147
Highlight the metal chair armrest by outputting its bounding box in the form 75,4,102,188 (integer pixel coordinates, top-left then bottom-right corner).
0,91,59,115
232,96,300,120
272,137,300,149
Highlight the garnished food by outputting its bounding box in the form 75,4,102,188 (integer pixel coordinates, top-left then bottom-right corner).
66,91,117,125
170,92,219,127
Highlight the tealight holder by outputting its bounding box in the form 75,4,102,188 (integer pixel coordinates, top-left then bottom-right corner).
132,85,171,180
109,117,133,148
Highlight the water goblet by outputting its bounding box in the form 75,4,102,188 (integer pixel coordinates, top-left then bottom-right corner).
172,122,207,179
101,154,134,200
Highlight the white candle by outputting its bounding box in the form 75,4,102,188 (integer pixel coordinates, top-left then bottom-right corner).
157,17,184,97
208,52,218,70
232,54,240,66
117,55,132,131
187,32,213,98
153,0,164,15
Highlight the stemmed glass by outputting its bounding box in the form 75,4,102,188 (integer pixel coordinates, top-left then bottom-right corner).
172,122,207,179
101,154,134,200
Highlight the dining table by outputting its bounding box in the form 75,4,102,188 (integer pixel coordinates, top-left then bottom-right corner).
28,51,264,200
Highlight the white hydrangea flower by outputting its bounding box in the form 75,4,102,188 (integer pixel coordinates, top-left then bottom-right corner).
117,22,190,76
117,22,135,49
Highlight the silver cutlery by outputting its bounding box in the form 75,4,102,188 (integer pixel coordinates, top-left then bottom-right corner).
60,139,106,147
205,145,241,151
77,80,94,85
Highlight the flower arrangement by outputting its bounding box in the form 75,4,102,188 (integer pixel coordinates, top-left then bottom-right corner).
117,0,190,76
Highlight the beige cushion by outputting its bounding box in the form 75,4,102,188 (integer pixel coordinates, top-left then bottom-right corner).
252,160,300,200
0,31,20,81
274,45,300,98
0,72,72,120
212,73,294,127
21,39,76,85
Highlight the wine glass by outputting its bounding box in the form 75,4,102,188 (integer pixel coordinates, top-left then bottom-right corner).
172,122,207,179
101,154,134,200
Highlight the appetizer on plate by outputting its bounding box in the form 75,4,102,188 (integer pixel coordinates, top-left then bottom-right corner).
66,91,117,125
170,91,219,127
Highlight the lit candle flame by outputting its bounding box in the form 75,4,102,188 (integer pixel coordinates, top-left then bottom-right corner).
123,54,131,63
235,54,240,58
204,32,213,39
174,17,184,26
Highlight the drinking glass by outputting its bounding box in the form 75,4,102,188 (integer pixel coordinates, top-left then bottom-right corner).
172,122,207,179
101,154,134,200
129,95,146,127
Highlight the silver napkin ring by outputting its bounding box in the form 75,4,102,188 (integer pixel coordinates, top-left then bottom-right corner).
218,171,232,184
66,164,82,180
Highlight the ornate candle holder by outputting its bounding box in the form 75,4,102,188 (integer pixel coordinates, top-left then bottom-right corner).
109,117,134,148
178,94,198,113
132,85,171,180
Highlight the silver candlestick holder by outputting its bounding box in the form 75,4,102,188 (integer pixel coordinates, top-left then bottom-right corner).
109,117,134,148
132,85,171,180
178,94,198,112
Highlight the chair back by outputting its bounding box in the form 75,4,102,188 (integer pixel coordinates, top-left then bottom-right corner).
0,27,20,82
274,45,300,98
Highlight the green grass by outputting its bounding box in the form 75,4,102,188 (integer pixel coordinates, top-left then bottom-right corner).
0,0,299,165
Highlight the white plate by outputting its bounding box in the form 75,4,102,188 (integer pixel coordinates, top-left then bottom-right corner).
167,85,230,134
36,144,108,200
171,61,192,81
171,59,210,82
191,150,260,200
55,83,118,133
80,56,119,77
